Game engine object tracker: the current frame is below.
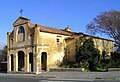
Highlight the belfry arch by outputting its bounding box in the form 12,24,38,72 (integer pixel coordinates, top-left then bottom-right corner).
16,26,25,42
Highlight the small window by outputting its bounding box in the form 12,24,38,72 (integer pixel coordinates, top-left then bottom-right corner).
57,38,60,43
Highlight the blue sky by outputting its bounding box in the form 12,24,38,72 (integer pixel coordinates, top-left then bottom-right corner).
0,0,120,49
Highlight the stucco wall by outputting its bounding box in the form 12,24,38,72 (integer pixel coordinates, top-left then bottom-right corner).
37,31,70,68
7,17,114,73
65,35,114,63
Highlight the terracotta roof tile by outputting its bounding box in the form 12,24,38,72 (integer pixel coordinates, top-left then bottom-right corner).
28,23,75,36
39,25,74,36
27,23,113,42
27,23,35,29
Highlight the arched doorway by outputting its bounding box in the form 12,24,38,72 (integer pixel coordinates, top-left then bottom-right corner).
41,52,47,71
11,54,14,71
18,51,25,71
29,52,33,72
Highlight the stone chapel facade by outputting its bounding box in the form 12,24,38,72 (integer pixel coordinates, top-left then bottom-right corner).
7,17,114,74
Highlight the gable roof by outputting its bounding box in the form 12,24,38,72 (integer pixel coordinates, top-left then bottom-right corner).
13,16,30,26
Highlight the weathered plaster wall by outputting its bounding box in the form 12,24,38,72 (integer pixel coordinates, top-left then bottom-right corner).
65,35,114,63
37,31,70,68
7,17,114,73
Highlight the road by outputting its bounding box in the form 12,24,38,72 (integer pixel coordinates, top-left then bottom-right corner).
0,75,119,82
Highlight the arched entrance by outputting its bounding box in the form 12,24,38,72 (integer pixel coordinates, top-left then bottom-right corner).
29,52,33,72
18,51,25,71
11,54,14,71
41,52,47,71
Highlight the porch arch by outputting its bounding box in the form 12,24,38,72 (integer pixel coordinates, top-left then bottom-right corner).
18,51,25,71
29,52,33,72
10,54,14,71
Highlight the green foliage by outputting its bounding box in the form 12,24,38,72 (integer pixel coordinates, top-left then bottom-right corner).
57,60,79,68
115,45,120,55
2,45,7,55
77,38,100,70
109,48,120,67
59,36,119,70
99,47,120,68
0,45,7,62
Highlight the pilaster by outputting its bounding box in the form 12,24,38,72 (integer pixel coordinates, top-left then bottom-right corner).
39,54,42,72
14,53,18,72
33,54,36,73
7,32,10,72
25,54,29,72
7,55,11,72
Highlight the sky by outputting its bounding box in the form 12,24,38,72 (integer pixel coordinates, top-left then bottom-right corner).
0,0,120,49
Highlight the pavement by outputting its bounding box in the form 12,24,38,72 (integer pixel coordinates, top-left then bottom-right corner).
0,71,120,81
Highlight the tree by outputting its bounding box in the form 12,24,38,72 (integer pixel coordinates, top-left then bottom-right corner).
0,45,7,62
77,39,100,70
116,46,120,54
87,10,120,46
109,47,120,67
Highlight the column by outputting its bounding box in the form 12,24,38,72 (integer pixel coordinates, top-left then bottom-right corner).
7,32,10,72
35,54,39,74
26,54,29,72
33,54,36,73
39,54,42,72
7,55,11,72
34,53,41,74
24,54,26,72
14,53,18,72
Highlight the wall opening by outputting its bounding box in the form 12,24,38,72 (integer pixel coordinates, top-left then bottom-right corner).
18,51,25,71
29,52,33,72
41,52,47,71
16,26,25,42
11,54,14,71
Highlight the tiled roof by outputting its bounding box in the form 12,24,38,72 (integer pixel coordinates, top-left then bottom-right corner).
39,25,74,36
28,23,75,36
27,23,114,42
83,34,114,42
27,23,35,29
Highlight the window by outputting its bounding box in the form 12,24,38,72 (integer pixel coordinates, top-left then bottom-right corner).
56,35,62,43
17,26,25,42
57,38,60,43
18,26,25,34
57,38,60,42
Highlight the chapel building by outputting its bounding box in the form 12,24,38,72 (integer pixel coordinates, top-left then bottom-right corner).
7,17,114,74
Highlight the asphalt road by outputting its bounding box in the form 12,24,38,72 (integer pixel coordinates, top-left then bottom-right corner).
0,76,119,82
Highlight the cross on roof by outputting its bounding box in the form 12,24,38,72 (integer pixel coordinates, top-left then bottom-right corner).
20,8,23,16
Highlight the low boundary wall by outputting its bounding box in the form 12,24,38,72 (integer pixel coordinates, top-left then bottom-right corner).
49,68,84,72
108,68,120,71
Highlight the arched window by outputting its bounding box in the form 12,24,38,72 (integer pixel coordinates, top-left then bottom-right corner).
16,26,25,42
18,26,25,34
